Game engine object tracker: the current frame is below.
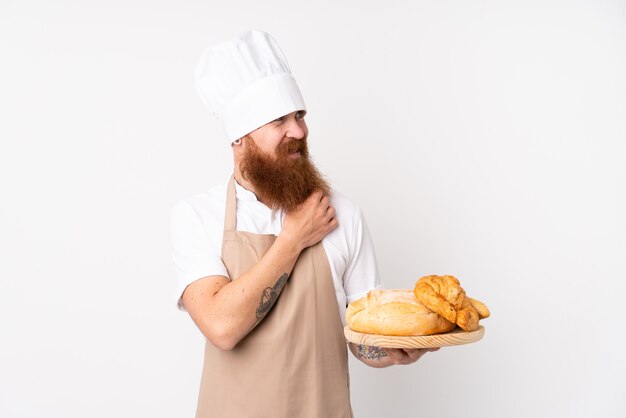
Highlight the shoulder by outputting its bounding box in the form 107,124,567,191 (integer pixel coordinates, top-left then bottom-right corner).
324,189,368,246
329,189,365,224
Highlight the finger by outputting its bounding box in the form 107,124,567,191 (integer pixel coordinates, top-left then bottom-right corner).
384,349,406,363
401,349,424,362
416,347,438,354
406,348,436,362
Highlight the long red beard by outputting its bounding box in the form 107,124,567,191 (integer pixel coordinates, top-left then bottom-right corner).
239,136,331,213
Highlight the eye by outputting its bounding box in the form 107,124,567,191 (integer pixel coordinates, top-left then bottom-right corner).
295,110,307,119
272,116,285,123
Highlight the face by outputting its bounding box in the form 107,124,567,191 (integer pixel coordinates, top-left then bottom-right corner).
246,110,309,159
236,110,330,213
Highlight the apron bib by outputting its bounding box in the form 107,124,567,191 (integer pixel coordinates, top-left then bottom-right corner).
195,175,353,418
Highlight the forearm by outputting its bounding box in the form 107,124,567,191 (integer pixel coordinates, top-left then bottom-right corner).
184,234,303,350
348,342,396,368
217,235,302,327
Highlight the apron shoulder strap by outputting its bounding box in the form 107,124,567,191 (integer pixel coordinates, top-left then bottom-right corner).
224,174,237,233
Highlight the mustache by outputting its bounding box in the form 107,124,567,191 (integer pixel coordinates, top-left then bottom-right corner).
276,138,307,157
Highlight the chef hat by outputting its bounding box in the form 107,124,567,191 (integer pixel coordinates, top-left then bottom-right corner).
195,30,306,142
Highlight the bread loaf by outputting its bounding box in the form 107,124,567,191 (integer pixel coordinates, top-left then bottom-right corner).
346,289,456,336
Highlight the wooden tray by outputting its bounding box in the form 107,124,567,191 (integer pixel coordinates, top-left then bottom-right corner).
344,325,485,348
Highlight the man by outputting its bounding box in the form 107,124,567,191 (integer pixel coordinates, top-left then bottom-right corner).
171,30,437,418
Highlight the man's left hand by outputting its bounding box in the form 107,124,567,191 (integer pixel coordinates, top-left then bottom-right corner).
348,342,440,368
385,347,440,365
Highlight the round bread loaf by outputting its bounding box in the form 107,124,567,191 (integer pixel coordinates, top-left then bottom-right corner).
346,289,456,336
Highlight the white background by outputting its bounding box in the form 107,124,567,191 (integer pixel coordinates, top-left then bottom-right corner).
1,1,625,417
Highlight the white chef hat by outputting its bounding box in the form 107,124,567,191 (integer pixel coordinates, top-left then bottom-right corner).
195,30,306,143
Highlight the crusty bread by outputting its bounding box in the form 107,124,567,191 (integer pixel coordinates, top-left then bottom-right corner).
413,275,465,323
469,297,490,319
413,275,490,332
346,289,456,336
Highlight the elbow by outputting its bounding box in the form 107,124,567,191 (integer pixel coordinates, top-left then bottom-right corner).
212,338,238,351
204,325,241,351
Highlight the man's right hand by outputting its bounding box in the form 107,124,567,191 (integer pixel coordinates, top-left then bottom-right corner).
281,190,338,251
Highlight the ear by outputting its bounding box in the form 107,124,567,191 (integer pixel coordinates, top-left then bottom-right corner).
232,138,245,166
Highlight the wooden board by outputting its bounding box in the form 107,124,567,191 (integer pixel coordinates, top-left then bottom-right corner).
344,325,485,348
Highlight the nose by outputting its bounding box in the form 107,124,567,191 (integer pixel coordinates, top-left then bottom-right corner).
285,114,307,139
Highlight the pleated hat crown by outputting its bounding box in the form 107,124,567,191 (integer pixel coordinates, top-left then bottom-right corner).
195,30,306,142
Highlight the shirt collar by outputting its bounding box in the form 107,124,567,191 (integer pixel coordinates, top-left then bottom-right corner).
229,172,282,220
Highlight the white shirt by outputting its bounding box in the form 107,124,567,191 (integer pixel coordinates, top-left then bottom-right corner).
170,174,381,324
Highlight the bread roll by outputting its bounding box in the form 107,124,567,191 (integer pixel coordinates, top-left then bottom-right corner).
468,297,490,319
413,275,490,332
413,275,465,323
346,289,456,336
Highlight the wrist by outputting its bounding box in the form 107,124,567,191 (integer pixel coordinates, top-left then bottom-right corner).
275,232,304,257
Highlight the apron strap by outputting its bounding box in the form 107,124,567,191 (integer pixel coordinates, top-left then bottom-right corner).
224,174,237,232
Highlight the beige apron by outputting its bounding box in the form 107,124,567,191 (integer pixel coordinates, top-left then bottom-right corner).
195,176,353,418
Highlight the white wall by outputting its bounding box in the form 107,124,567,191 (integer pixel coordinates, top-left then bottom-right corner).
1,1,624,417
